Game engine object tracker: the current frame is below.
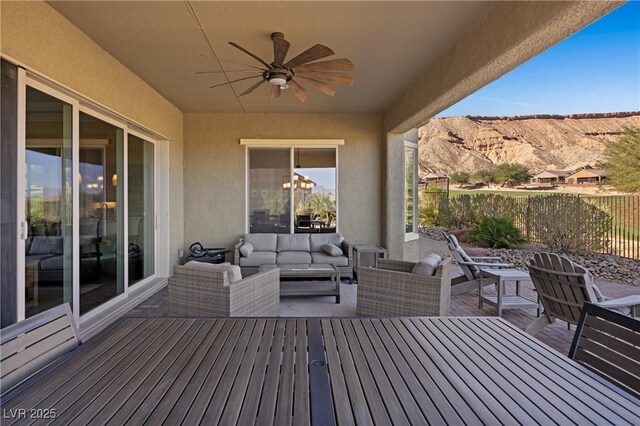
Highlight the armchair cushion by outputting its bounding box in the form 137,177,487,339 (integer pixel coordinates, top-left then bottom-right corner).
183,261,242,283
239,242,254,257
412,253,442,276
322,243,343,257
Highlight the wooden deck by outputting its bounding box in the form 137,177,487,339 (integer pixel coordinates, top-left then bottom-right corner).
2,317,639,425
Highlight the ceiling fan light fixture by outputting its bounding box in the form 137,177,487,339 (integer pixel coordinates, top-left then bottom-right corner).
280,84,289,90
269,77,287,86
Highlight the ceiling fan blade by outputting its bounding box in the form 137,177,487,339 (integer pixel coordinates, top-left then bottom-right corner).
294,71,354,86
240,79,267,96
229,42,272,69
284,44,335,69
273,36,290,66
294,58,356,72
209,75,262,89
201,54,266,71
270,85,281,101
288,80,309,103
195,70,262,75
294,76,336,96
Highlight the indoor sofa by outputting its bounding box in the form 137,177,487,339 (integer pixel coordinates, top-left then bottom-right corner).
234,233,353,283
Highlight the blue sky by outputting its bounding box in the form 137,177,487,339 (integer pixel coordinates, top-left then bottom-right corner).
437,2,640,117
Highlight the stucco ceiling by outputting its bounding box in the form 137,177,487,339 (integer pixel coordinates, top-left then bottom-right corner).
49,1,496,114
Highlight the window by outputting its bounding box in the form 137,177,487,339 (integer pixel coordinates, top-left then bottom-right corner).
246,144,338,234
405,143,418,237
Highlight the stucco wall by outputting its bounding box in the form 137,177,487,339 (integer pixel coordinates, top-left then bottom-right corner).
0,1,185,267
183,113,382,252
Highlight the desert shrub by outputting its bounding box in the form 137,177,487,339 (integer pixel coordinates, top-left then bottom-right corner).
439,194,523,229
528,194,611,253
467,216,527,248
418,184,446,227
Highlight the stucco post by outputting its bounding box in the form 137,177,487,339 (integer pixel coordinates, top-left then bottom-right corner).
384,128,421,261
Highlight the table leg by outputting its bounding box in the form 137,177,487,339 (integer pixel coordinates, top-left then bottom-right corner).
479,273,484,309
516,280,520,296
335,272,341,304
497,279,503,317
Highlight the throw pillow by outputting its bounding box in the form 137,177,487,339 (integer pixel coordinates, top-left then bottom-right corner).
239,242,254,257
412,253,442,276
322,243,343,257
456,248,479,276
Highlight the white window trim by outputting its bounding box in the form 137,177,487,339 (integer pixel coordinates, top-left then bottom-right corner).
244,140,341,234
404,141,419,242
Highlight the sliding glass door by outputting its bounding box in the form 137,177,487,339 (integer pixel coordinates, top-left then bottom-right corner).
128,134,155,285
20,78,158,320
24,86,74,318
78,112,125,314
248,149,291,233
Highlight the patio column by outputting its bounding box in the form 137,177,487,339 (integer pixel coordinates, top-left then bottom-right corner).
384,129,421,261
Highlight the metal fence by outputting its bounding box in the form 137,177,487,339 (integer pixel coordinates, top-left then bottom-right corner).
424,191,640,259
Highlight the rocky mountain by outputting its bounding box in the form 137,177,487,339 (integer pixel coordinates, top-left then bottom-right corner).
418,112,640,175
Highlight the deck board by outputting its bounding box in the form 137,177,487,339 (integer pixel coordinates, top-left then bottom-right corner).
2,317,638,426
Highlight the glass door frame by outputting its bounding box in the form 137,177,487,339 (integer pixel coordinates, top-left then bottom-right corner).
241,139,343,234
17,72,160,323
124,127,158,289
18,73,80,321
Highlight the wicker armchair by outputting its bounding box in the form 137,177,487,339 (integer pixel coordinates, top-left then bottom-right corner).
356,258,452,317
169,265,280,317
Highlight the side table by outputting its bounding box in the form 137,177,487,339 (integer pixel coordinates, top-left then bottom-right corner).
478,268,538,317
353,245,387,283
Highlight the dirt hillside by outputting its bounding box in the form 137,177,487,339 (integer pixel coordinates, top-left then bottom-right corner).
418,112,640,175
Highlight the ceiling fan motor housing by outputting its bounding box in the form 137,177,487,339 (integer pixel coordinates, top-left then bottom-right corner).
265,68,293,85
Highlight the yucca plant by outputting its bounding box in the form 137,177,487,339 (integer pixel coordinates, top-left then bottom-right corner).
467,216,527,248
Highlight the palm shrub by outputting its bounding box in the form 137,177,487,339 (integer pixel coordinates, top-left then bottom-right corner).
467,216,527,248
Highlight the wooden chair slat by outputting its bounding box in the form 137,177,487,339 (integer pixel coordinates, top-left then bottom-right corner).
569,303,640,399
0,304,80,397
582,326,640,362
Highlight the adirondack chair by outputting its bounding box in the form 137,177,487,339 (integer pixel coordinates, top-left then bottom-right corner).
442,232,514,295
526,252,640,335
569,303,640,399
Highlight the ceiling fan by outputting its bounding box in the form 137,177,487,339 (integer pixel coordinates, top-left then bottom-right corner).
197,32,356,102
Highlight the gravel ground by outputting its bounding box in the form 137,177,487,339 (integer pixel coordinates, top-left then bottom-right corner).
419,227,640,287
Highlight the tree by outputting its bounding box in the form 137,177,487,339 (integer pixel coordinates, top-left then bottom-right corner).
604,127,640,193
449,171,470,187
472,169,496,186
492,163,530,186
304,192,336,225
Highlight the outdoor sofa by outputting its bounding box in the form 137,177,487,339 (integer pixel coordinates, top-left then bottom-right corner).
234,233,353,283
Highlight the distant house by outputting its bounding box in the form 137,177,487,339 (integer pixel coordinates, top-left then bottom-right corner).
421,173,449,192
565,168,607,184
529,170,570,184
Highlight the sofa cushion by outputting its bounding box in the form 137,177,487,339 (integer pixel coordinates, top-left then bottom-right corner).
183,261,242,283
310,233,344,252
277,234,311,252
311,252,349,267
38,255,65,271
239,242,254,257
322,243,343,256
244,234,277,252
29,236,63,255
277,251,312,264
238,251,277,267
412,253,442,276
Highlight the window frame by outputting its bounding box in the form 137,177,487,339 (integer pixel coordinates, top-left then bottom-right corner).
404,141,419,242
241,139,343,234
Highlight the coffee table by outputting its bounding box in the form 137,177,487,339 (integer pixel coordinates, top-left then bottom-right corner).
259,264,341,303
478,268,538,316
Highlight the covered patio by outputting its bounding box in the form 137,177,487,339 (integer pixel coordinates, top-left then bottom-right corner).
2,1,638,424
